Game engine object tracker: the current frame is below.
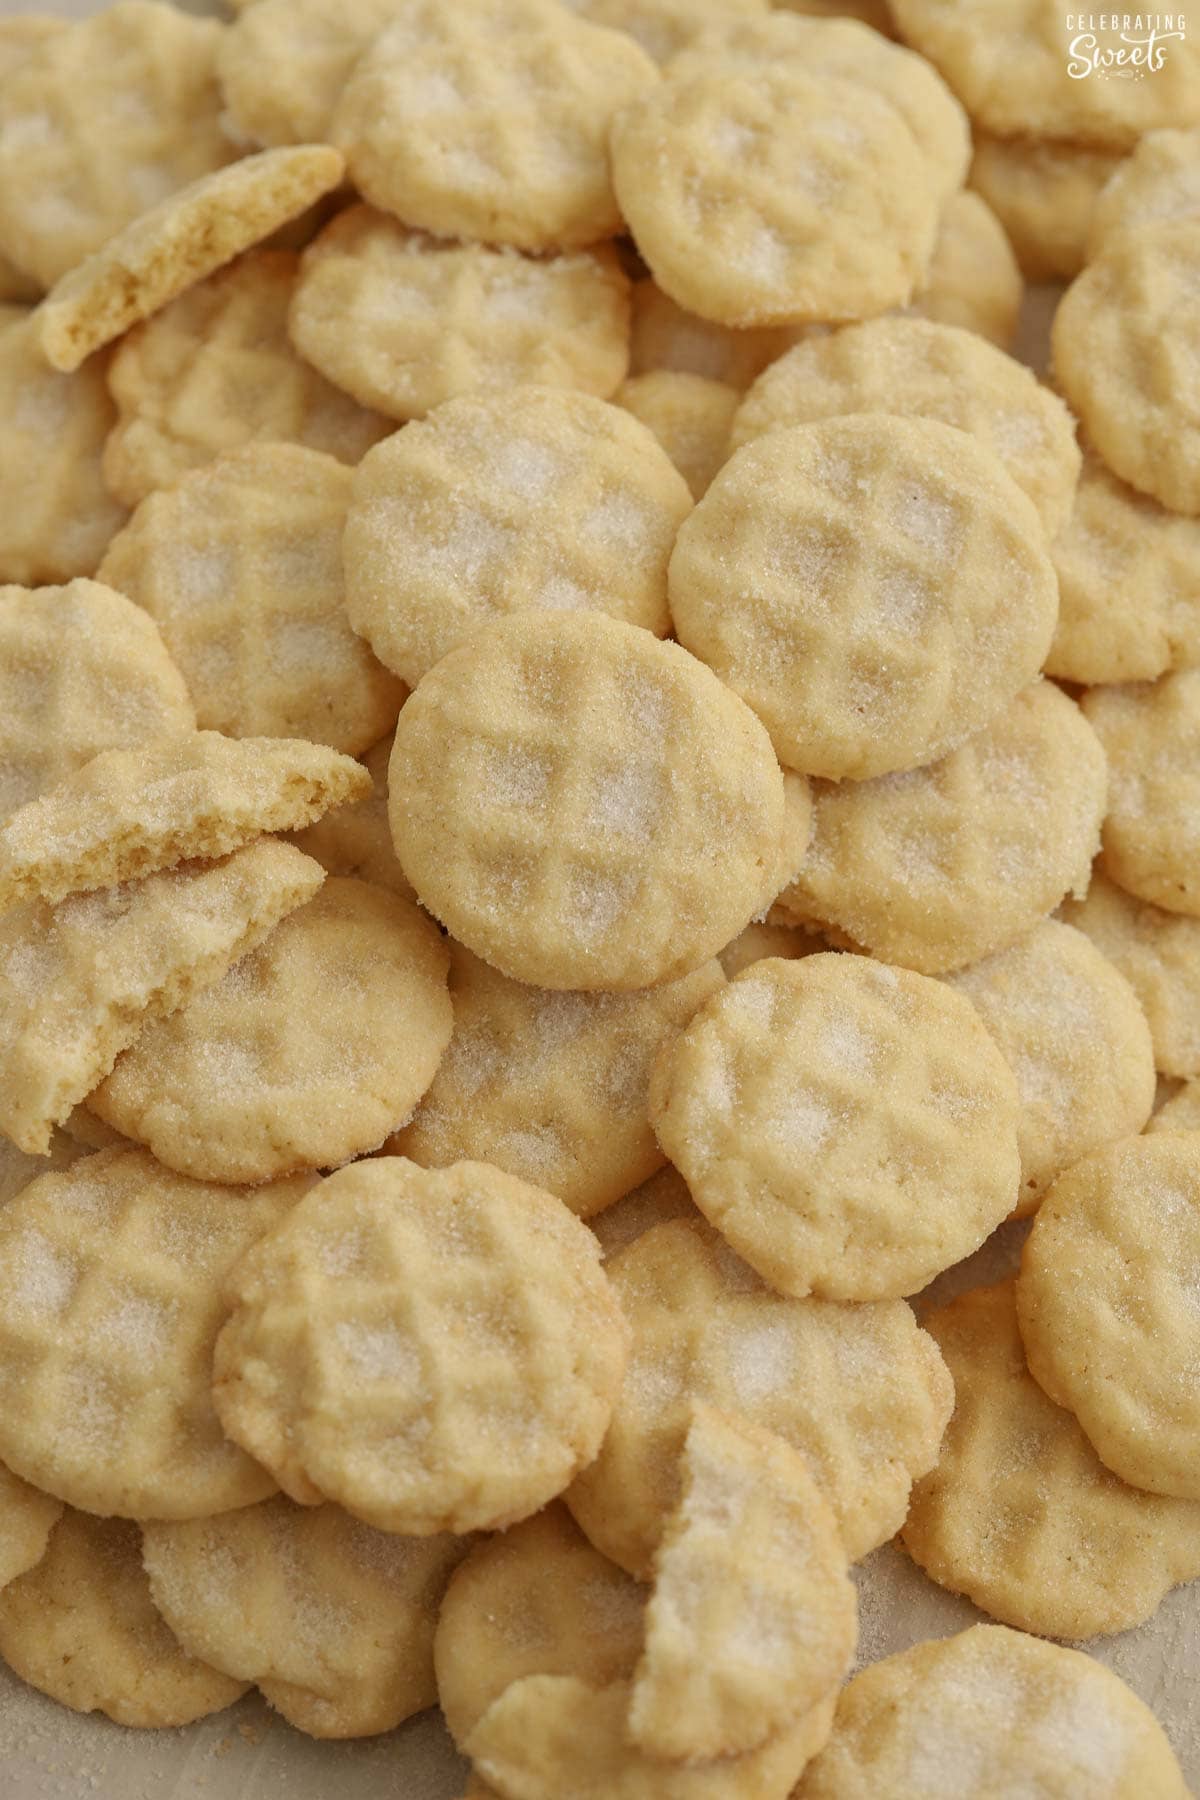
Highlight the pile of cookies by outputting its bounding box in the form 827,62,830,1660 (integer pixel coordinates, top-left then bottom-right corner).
1,0,1199,1793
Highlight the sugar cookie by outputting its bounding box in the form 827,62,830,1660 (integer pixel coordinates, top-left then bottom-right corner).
144,1497,466,1737
970,135,1124,281
0,1462,61,1592
669,415,1057,779
796,1624,1189,1800
290,209,631,421
779,683,1106,975
900,1280,1200,1638
589,1164,700,1260
731,317,1081,537
287,729,413,899
331,0,658,251
564,0,769,64
909,190,1022,350
1018,1134,1200,1499
388,612,784,992
0,839,323,1154
0,1148,307,1518
1083,672,1200,914
628,278,801,388
0,1510,246,1726
650,954,1020,1300
343,389,691,687
1063,871,1200,1079
615,371,738,499
92,878,450,1185
1089,128,1200,257
217,0,412,147
566,1217,953,1573
718,917,826,980
213,1158,629,1533
99,443,403,752
0,16,65,79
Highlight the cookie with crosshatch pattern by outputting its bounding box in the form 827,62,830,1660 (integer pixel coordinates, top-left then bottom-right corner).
970,134,1123,282
909,189,1022,350
1088,127,1200,257
1083,672,1200,914
1063,871,1200,1079
616,371,739,500
217,0,412,148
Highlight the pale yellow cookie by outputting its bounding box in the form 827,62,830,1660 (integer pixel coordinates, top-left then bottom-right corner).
566,1217,953,1574
36,145,346,374
909,190,1022,350
615,371,737,499
900,1279,1200,1637
99,442,403,752
796,1624,1190,1800
1084,672,1200,914
718,917,826,979
0,1147,307,1518
0,1510,246,1726
288,728,413,899
628,277,801,388
290,209,631,421
331,0,658,251
392,941,722,1219
970,136,1124,281
213,1158,629,1533
0,15,66,81
92,878,451,1185
1063,871,1200,1078
780,683,1106,975
217,0,412,147
103,250,390,508
1018,1134,1200,1499
0,322,128,586
0,1461,61,1592
731,316,1081,537
0,733,370,912
563,0,769,64
650,954,1020,1301
1150,1080,1200,1134
343,388,692,687
143,1497,466,1738
0,1,232,290
388,612,784,992
589,1163,701,1260
0,839,324,1154
669,415,1057,779
0,579,193,825
611,64,938,328
1053,221,1200,516
1089,128,1200,258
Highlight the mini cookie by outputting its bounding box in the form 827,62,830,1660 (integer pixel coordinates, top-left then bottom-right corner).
909,189,1022,350
0,1510,246,1726
0,322,128,586
1053,221,1200,516
616,371,738,499
0,839,323,1154
900,1280,1200,1638
288,729,413,899
0,579,192,825
92,878,451,1185
611,64,938,327
290,209,631,421
970,136,1124,281
718,916,826,980
1047,454,1200,686
779,682,1106,975
0,1462,61,1591
0,733,370,912
566,1217,954,1574
650,954,1020,1300
99,443,403,752
731,317,1081,537
343,389,692,687
628,277,801,388
565,0,769,64
143,1497,466,1738
0,1,231,289
103,250,390,508
796,1624,1189,1800
217,0,413,147
331,0,658,251
388,612,784,992
1089,128,1200,257
1151,1081,1200,1134
669,415,1057,780
1083,672,1200,914
213,1158,630,1534
0,1147,307,1518
589,1164,700,1260
36,145,346,374
1063,871,1200,1078
1017,1134,1200,1499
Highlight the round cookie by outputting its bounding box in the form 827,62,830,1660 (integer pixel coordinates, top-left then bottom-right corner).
908,189,1022,351
1088,128,1200,257
91,879,452,1185
795,1624,1189,1800
343,388,692,687
718,916,826,979
565,0,770,65
588,1164,701,1261
393,940,723,1219
1053,221,1200,516
900,1279,1200,1638
970,134,1124,281
98,443,403,753
212,1158,630,1534
731,316,1081,538
288,729,414,898
565,1217,954,1574
0,1148,308,1519
330,0,658,251
290,209,631,421
946,920,1156,1215
628,277,802,388
387,612,786,992
1083,672,1200,914
1063,871,1200,1078
0,1461,61,1591
1017,1134,1200,1499
0,1509,246,1727
143,1497,466,1738
615,371,738,499
217,0,413,147
668,415,1057,780
649,954,1020,1301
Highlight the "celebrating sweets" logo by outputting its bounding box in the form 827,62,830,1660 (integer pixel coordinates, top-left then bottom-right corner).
1065,11,1187,78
